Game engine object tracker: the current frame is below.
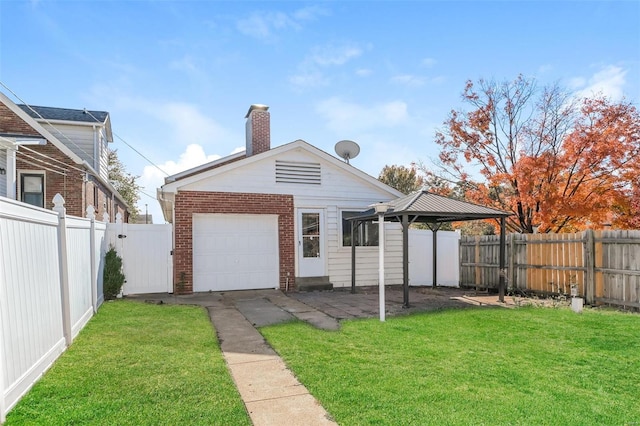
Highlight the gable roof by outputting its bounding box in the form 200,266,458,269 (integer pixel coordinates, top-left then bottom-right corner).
351,189,512,223
18,105,109,124
0,92,127,208
161,139,403,197
17,104,113,143
157,139,403,223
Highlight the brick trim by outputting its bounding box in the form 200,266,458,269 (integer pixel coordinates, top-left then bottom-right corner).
173,191,294,294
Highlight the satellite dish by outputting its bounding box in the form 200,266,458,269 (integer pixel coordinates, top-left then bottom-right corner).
334,140,360,164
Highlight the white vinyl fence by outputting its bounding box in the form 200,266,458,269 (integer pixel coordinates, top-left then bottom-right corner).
409,229,460,287
0,195,106,423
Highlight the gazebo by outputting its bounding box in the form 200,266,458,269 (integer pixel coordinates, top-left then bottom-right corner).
349,190,512,307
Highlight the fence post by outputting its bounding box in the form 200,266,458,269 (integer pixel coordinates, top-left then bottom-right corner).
53,194,72,347
584,229,595,304
474,236,481,290
0,262,6,423
508,233,516,292
87,205,98,313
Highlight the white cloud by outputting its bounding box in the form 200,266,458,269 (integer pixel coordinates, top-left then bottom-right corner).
421,57,437,68
572,65,627,101
138,144,232,222
537,64,553,73
237,6,328,41
237,11,298,39
391,74,425,88
156,102,231,145
292,5,330,21
356,68,372,77
309,44,362,66
289,71,329,88
316,97,409,133
290,43,364,89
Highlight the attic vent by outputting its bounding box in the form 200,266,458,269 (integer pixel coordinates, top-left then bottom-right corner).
275,160,321,185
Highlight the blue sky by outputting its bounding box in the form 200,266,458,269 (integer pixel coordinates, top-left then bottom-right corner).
1,1,638,222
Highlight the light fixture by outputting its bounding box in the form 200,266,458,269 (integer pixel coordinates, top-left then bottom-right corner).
0,168,5,175
373,202,389,214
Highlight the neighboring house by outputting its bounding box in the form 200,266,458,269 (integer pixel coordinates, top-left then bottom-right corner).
0,92,129,220
158,104,405,294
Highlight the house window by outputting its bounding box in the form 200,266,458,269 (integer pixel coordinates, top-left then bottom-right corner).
21,173,45,208
342,211,379,247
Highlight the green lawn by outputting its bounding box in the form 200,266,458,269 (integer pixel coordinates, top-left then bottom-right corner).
261,306,640,425
5,301,250,426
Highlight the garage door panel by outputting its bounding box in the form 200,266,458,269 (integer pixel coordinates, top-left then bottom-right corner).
193,214,279,292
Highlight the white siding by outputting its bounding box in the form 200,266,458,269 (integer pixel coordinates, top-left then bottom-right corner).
39,123,109,181
324,205,404,288
183,148,393,202
0,150,6,197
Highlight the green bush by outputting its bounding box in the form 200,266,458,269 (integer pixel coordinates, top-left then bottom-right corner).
103,246,125,300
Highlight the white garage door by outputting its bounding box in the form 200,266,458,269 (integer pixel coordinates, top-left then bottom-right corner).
193,213,279,292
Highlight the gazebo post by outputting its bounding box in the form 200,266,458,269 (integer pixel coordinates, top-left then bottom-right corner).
351,221,357,294
432,227,438,289
498,217,506,303
428,223,441,289
402,214,409,308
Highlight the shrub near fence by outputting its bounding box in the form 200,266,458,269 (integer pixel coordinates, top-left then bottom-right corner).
0,195,106,423
460,230,640,309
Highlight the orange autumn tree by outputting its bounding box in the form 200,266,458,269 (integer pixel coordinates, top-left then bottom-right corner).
434,75,640,233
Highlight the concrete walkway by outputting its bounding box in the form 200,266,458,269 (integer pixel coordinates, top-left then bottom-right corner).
130,290,338,425
128,286,493,425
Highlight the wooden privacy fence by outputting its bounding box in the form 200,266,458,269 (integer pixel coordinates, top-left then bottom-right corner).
460,230,640,309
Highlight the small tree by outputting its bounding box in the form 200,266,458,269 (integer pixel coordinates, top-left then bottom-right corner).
103,246,125,300
108,149,141,220
378,164,424,194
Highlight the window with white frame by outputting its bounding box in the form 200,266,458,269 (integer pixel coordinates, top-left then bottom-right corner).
20,172,45,208
342,211,379,246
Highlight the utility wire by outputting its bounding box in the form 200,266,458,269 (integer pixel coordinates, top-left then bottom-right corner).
2,82,167,205
83,109,169,177
18,144,88,174
17,151,69,174
0,81,97,163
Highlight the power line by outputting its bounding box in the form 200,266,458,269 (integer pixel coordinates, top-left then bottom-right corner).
83,109,169,177
0,81,97,163
2,82,166,206
18,144,88,175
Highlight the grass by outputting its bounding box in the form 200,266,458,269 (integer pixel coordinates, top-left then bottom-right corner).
261,306,640,425
5,301,250,426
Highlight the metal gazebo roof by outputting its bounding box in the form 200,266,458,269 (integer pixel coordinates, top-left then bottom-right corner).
349,190,512,223
348,190,512,307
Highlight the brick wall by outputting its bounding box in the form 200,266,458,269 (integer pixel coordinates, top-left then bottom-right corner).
16,142,87,215
0,103,40,136
245,109,270,156
173,190,295,294
2,102,127,220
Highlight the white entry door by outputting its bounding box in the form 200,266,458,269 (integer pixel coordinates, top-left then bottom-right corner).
298,209,325,277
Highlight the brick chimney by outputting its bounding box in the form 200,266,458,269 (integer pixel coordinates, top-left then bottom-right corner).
245,104,270,156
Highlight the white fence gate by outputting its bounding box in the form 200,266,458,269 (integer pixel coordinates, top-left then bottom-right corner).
106,222,173,295
409,229,460,287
